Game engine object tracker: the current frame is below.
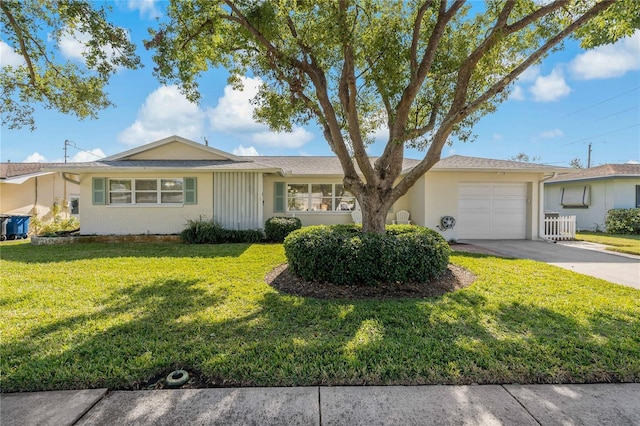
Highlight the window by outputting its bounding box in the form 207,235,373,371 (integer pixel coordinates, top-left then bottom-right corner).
636,185,640,208
107,178,184,205
561,185,590,208
70,196,79,215
286,183,356,212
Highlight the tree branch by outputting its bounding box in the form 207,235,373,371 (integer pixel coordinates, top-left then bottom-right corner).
1,2,36,84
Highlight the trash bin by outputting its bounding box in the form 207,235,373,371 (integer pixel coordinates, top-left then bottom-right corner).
5,215,30,240
0,215,9,241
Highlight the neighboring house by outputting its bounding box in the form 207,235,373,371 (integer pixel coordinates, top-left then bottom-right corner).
544,164,640,231
0,162,80,224
48,135,564,240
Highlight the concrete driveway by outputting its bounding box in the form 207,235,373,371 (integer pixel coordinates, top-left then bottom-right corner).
460,239,640,289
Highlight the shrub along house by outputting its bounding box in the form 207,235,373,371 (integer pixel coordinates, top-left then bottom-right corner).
544,164,640,231
47,135,564,240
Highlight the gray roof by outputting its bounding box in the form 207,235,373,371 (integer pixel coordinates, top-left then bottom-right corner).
43,155,563,176
431,155,564,172
1,162,64,179
547,163,640,183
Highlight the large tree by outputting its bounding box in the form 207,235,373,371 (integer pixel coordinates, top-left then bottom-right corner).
148,0,638,233
1,0,141,130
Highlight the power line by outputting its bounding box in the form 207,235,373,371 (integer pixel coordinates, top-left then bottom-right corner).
562,123,640,146
564,85,640,117
594,105,639,121
64,140,104,163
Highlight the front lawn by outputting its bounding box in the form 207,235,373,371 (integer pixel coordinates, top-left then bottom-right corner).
576,232,640,256
1,241,639,392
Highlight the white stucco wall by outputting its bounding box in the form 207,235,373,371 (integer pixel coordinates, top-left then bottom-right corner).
0,173,78,224
80,172,214,235
412,171,541,240
545,178,640,231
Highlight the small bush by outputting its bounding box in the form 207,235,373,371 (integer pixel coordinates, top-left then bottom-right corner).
265,216,302,242
181,219,264,244
605,208,640,234
31,216,80,237
284,225,450,286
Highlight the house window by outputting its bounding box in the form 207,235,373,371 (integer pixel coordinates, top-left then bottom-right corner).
636,185,640,208
286,183,356,212
70,196,79,215
108,178,184,205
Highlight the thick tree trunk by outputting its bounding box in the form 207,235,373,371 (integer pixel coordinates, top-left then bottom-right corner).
359,190,392,234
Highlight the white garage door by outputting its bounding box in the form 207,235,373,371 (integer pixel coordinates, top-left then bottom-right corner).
458,183,528,239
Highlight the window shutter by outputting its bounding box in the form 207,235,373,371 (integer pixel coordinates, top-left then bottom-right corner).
184,177,197,205
92,178,106,205
274,182,285,213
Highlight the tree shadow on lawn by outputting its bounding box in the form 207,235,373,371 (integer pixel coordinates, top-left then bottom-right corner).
0,242,253,263
2,255,639,392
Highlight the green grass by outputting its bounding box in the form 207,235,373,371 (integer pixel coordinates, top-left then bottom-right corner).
576,232,640,256
1,241,639,392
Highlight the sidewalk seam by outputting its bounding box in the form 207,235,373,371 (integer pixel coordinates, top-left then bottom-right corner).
72,389,109,425
501,385,542,426
318,386,322,426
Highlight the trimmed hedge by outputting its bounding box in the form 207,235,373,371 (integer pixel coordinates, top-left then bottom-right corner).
284,224,451,286
265,216,302,242
181,219,264,244
605,208,640,234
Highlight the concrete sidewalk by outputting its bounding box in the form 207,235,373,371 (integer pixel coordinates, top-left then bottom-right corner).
3,384,640,426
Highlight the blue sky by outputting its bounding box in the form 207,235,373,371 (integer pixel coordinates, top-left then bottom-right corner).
1,1,639,166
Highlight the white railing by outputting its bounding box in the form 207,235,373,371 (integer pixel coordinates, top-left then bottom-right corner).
544,215,576,241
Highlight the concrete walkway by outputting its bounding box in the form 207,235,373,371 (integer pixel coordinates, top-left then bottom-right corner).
2,384,640,426
458,239,640,289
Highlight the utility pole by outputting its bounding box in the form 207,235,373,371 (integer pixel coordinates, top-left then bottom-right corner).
587,142,592,168
64,140,70,164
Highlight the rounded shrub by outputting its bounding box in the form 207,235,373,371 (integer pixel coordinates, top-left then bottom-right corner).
265,216,302,242
284,224,450,286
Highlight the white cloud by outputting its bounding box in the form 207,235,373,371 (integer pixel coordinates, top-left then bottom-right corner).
250,127,313,148
232,145,259,156
626,160,639,164
209,76,314,149
209,76,265,132
118,85,206,146
69,148,106,162
127,0,162,19
569,31,640,80
24,152,47,162
58,29,89,62
492,133,503,140
57,27,129,69
539,128,564,139
509,85,525,101
0,40,24,67
529,69,571,102
24,148,104,163
518,65,540,83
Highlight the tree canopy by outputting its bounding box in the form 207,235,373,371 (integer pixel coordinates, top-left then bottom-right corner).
1,0,141,130
149,0,637,232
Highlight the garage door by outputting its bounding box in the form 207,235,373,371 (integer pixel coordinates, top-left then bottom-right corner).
458,183,527,239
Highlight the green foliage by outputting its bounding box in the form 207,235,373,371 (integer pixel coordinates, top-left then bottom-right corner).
0,0,141,130
181,218,264,244
30,202,80,236
605,209,640,235
264,216,302,243
2,243,639,391
284,225,450,286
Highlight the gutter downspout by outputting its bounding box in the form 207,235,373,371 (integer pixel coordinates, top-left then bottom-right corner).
62,173,80,185
538,172,557,242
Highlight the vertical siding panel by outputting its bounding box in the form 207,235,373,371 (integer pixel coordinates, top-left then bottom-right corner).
212,171,262,230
